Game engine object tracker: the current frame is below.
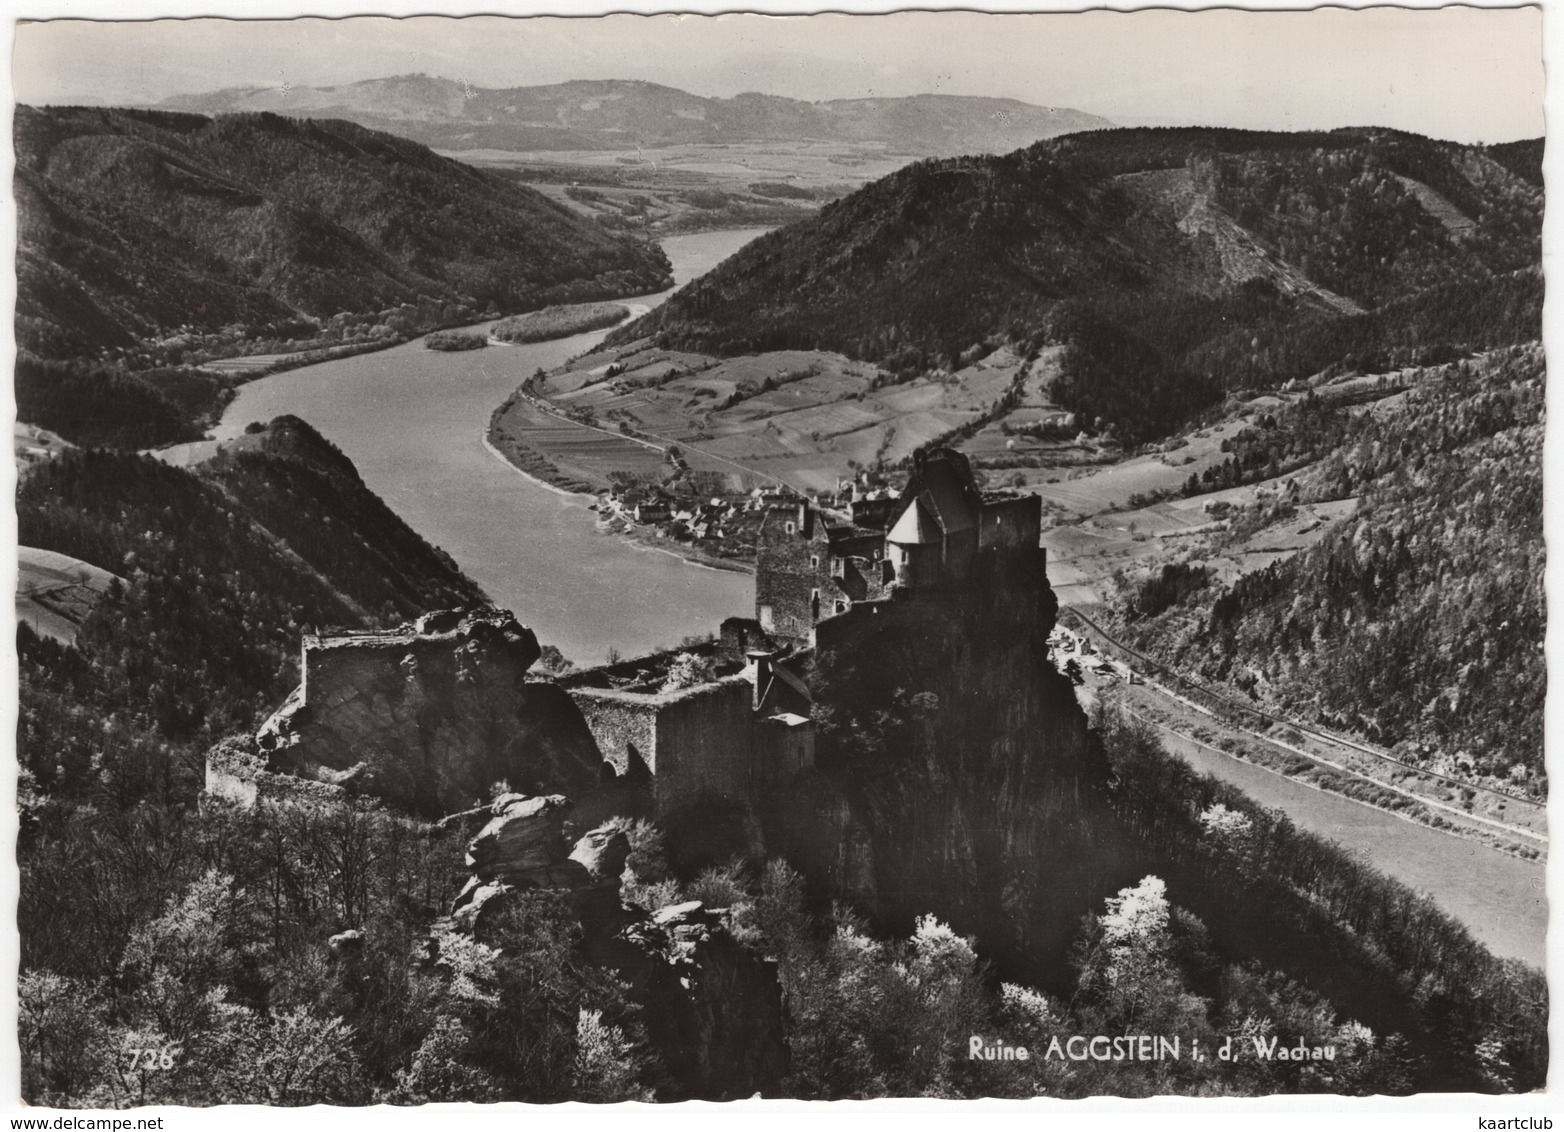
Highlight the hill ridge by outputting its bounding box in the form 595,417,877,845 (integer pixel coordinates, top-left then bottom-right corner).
611,125,1541,443
153,74,1113,155
15,104,673,361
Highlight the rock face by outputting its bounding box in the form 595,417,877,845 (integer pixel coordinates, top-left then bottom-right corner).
467,794,579,885
799,552,1136,993
447,793,788,1100
256,609,605,817
451,793,631,935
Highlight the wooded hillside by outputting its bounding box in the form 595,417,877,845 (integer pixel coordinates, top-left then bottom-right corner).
15,105,671,362
1117,347,1545,791
616,127,1541,442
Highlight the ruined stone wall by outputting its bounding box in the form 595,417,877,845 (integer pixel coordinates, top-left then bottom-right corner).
303,643,406,718
719,618,776,661
254,610,603,818
978,495,1042,552
205,737,349,810
654,677,757,810
568,689,659,779
566,676,761,811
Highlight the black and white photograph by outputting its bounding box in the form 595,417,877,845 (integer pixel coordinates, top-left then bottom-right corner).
6,1,1550,1111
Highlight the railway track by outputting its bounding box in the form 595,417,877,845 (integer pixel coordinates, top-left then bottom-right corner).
1063,607,1547,833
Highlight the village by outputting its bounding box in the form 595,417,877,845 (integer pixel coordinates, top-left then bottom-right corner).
591,470,903,566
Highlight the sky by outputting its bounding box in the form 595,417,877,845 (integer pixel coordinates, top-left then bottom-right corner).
9,4,1546,144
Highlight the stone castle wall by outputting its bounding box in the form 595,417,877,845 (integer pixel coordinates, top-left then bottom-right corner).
653,678,761,809
219,454,1045,826
755,508,830,642
977,494,1042,552
250,610,606,817
566,675,763,811
570,690,660,780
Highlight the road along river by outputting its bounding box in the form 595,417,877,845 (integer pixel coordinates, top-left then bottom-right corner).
1147,718,1545,967
217,229,767,665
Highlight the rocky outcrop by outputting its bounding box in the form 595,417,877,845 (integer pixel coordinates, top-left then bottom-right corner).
800,552,1136,994
451,793,631,936
255,609,605,817
446,792,788,1100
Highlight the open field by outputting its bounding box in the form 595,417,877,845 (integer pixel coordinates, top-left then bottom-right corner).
490,387,775,494
550,339,1033,491
18,546,122,645
1044,468,1362,604
14,422,73,472
454,141,905,236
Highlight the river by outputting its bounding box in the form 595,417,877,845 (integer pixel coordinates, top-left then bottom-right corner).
216,229,766,665
1151,724,1545,967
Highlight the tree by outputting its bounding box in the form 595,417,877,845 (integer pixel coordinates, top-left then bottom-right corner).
1072,876,1211,1036
661,652,715,693
19,971,113,1105
118,869,240,1043
574,1009,652,1102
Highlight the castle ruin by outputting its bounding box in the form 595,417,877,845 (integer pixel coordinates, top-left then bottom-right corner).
213,448,1048,819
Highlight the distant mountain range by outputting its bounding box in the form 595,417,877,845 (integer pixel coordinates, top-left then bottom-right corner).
614,126,1543,442
156,75,1114,156
15,104,673,360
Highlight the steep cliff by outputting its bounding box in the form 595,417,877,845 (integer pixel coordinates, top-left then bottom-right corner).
792,555,1134,990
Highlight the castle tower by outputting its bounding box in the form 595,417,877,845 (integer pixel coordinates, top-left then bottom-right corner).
885,497,941,589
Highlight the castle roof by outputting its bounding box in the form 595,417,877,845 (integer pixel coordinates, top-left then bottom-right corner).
894,448,982,541
888,498,941,545
914,460,980,534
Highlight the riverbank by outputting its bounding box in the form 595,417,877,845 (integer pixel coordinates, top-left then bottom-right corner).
1122,687,1544,860
1066,608,1547,857
483,422,755,576
593,511,756,576
479,432,593,502
1133,705,1546,967
484,407,601,495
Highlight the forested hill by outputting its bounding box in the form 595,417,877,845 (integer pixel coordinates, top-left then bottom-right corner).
17,416,487,811
615,127,1542,442
1119,346,1546,793
15,105,672,360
